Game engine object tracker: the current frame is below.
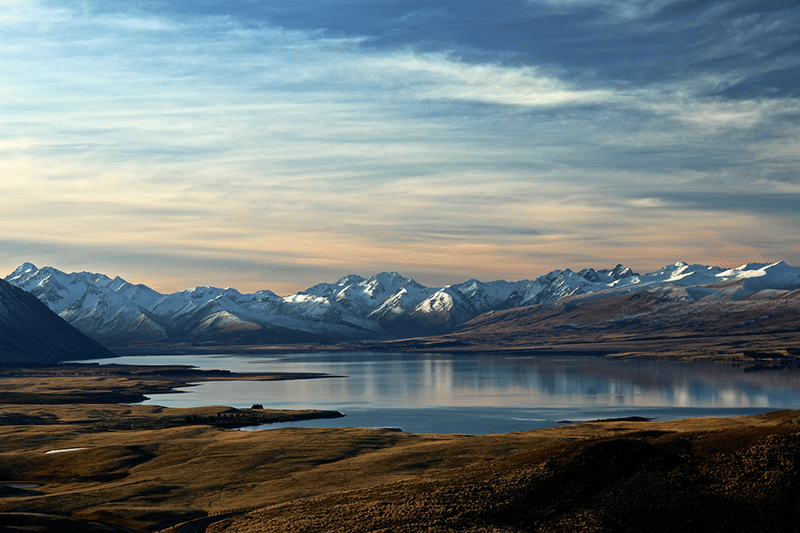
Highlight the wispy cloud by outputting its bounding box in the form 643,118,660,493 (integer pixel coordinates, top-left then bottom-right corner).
529,0,681,20
368,53,615,107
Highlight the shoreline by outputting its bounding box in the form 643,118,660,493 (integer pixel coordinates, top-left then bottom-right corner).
105,335,800,371
0,363,340,405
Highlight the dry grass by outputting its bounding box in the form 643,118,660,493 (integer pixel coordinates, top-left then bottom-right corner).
211,412,800,533
3,366,800,532
0,364,332,404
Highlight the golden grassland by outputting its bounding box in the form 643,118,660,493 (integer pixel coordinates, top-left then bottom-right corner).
2,365,800,532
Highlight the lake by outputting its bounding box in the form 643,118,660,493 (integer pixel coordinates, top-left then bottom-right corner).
76,352,800,434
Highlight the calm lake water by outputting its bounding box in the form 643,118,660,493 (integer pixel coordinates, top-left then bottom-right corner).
76,352,800,434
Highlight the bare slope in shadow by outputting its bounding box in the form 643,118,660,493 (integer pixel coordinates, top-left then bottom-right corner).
0,278,115,365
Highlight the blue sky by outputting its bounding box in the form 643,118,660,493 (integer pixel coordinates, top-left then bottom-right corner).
2,0,799,294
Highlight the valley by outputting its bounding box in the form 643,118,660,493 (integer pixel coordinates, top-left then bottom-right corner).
5,0,798,529
2,260,800,532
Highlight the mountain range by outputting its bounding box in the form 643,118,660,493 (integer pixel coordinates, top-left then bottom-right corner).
5,261,800,353
385,265,800,362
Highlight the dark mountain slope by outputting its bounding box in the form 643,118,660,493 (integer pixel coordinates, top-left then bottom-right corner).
0,279,115,365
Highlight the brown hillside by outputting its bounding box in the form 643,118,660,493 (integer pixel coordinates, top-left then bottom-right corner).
3,397,800,532
212,411,800,533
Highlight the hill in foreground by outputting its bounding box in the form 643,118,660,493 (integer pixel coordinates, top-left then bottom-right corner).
1,401,799,533
211,412,800,533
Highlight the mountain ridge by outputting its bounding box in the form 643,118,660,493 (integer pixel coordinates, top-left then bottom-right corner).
5,261,800,350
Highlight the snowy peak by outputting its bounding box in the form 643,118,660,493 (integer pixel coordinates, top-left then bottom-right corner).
579,264,637,284
302,274,366,298
713,261,800,297
368,279,437,323
362,272,418,297
650,262,723,284
178,286,243,301
325,271,422,316
577,268,602,283
449,279,521,313
608,263,637,279
628,261,800,292
337,274,366,285
10,262,38,278
505,266,610,307
717,261,796,281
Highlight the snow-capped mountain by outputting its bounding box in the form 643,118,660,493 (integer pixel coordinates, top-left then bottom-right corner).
6,264,170,344
426,261,800,359
5,261,800,348
0,277,115,364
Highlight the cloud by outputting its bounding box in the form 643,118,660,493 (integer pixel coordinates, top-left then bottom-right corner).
528,0,681,20
644,191,800,217
369,53,615,107
750,240,800,266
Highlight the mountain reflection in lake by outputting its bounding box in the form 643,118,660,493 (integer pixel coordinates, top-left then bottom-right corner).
81,352,800,434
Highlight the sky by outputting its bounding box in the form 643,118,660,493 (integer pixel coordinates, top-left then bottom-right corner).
1,0,799,295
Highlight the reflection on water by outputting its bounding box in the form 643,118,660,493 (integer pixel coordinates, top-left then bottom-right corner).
76,352,800,434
